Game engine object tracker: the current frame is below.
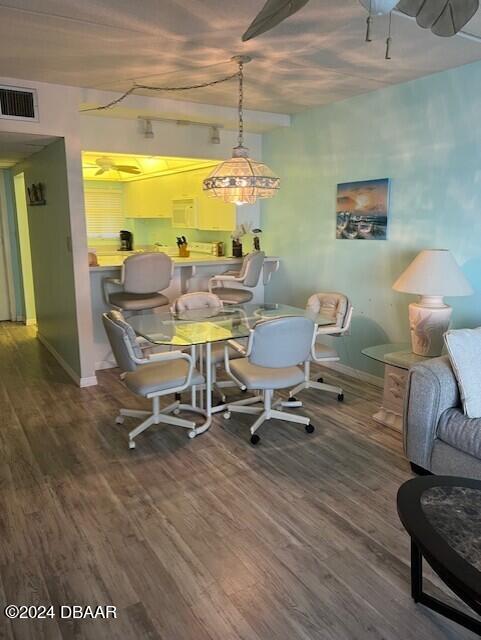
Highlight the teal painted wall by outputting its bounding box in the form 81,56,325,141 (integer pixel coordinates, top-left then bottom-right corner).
262,60,481,376
12,139,81,377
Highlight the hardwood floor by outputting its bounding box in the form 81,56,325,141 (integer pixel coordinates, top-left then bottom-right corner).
0,322,477,639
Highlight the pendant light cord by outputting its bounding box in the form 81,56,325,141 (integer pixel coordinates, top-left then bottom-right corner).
237,59,244,148
80,66,241,113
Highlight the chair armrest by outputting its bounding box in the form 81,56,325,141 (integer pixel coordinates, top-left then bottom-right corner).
227,339,247,356
144,349,195,391
315,324,342,336
102,276,122,306
210,274,239,283
146,349,190,363
404,356,460,469
209,273,241,293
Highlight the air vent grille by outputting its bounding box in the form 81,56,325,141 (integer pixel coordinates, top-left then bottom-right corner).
0,86,37,120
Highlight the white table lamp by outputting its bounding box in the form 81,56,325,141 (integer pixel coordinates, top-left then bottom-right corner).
393,249,473,357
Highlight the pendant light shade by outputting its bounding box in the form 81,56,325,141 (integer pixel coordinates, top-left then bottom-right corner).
359,0,398,14
203,145,280,205
203,56,280,205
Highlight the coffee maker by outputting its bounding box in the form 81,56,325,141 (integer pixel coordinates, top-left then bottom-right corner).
119,230,133,251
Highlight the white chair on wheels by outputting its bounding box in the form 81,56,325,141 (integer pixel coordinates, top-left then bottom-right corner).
103,252,173,313
171,292,245,402
289,293,353,403
223,315,316,445
102,310,205,448
208,251,265,305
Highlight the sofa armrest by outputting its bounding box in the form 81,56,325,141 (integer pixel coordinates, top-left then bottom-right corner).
404,355,460,469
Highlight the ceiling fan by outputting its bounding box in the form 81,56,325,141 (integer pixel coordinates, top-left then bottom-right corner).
241,0,480,42
84,156,142,176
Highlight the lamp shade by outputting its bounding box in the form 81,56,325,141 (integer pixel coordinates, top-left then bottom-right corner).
392,249,473,297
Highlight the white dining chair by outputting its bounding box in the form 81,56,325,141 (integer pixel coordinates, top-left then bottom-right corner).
223,315,316,444
289,293,353,403
103,252,173,313
102,310,205,448
208,251,265,304
171,292,245,402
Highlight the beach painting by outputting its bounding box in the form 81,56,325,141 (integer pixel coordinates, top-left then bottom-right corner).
336,178,390,240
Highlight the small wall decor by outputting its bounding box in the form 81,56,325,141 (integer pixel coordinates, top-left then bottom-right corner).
336,178,390,240
27,182,46,206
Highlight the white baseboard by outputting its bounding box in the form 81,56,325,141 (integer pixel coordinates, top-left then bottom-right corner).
320,361,383,388
37,332,98,388
95,359,116,371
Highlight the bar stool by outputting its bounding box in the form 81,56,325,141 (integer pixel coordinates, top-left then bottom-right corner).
103,252,172,313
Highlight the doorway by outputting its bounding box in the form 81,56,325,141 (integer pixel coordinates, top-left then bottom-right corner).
13,172,36,324
0,188,11,321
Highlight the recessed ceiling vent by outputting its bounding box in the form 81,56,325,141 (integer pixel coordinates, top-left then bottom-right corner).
0,86,38,121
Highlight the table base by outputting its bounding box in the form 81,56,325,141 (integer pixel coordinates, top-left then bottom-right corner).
411,539,481,635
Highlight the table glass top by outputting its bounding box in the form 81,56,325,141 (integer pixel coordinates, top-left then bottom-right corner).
421,485,481,572
128,303,334,347
361,343,431,369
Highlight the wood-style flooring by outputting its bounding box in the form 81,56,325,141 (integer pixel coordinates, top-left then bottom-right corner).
0,322,477,639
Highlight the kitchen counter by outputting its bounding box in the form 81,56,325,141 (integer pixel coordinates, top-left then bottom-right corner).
89,253,279,271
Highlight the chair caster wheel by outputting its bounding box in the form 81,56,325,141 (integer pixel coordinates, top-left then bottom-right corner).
305,424,315,434
188,430,197,439
115,416,124,425
290,396,298,402
250,434,260,445
223,412,231,419
317,377,324,383
337,393,344,402
128,440,136,449
173,408,181,415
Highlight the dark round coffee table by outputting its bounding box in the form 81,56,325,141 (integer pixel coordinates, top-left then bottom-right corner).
397,476,481,635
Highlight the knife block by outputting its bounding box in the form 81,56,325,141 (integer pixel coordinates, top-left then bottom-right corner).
179,245,190,258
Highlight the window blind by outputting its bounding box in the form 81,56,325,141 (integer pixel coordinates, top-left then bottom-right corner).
84,184,124,237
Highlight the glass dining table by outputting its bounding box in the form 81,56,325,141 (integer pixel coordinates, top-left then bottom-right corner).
128,303,335,435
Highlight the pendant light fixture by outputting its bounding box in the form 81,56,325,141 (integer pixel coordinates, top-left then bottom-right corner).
203,56,280,205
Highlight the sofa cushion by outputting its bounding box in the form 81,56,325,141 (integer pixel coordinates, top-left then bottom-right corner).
445,327,481,418
437,407,481,460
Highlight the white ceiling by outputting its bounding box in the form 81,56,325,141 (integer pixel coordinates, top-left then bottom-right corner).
1,0,481,113
0,131,57,167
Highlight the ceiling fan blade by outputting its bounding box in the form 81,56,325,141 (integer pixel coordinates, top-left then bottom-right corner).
396,0,479,36
114,165,142,174
95,168,106,176
242,0,310,41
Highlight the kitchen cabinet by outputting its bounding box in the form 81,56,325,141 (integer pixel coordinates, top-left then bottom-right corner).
189,169,235,231
124,178,172,218
123,168,235,230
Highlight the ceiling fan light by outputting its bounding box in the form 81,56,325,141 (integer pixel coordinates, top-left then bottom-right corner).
359,0,398,15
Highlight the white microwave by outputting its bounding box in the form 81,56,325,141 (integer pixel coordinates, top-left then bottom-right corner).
172,198,198,229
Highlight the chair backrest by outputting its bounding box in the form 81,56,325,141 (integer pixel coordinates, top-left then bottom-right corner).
172,291,222,312
122,252,172,294
102,310,142,372
306,292,350,330
249,316,315,368
238,251,265,288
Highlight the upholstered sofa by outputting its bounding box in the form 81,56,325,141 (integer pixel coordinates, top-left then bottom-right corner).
404,356,481,480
